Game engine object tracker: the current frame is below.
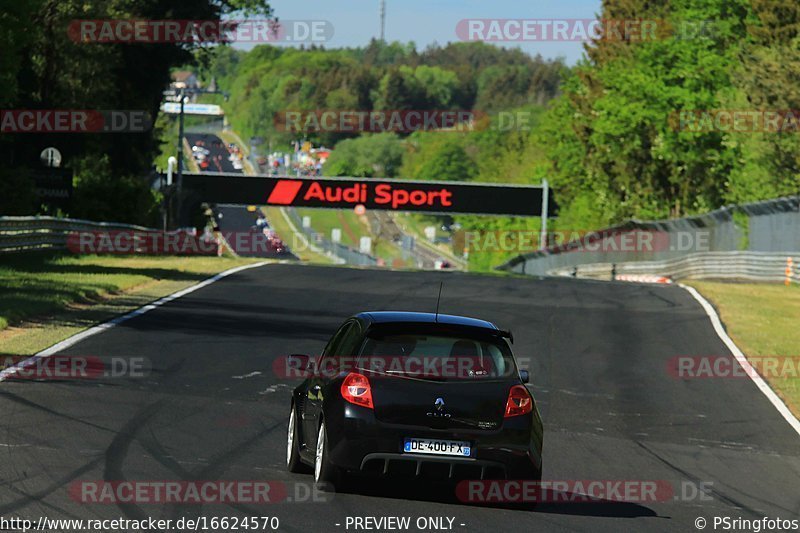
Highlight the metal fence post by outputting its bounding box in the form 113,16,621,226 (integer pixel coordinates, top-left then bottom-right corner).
539,179,549,250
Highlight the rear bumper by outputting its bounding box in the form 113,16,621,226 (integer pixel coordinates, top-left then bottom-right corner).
325,403,542,480
360,452,512,481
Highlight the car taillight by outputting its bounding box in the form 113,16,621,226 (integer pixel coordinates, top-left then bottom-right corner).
504,385,533,417
341,372,374,409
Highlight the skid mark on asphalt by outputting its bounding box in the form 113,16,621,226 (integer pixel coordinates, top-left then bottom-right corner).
0,389,116,434
645,288,680,307
128,410,286,521
0,456,103,517
633,440,768,516
104,400,166,520
163,419,285,523
147,357,188,379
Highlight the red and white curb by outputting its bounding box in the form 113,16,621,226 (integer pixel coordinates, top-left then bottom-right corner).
615,274,673,284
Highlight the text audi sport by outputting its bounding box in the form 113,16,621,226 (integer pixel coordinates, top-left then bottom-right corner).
285,312,543,487
267,179,454,209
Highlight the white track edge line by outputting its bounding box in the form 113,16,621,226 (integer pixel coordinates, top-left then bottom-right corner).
679,283,800,437
0,261,270,382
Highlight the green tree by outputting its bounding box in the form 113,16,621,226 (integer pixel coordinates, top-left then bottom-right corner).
0,0,273,217
538,0,753,224
729,0,800,202
373,68,424,110
323,133,405,178
418,141,474,182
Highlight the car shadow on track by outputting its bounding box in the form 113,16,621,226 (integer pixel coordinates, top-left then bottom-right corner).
331,477,660,518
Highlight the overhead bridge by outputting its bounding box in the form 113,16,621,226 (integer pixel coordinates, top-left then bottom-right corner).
167,171,556,224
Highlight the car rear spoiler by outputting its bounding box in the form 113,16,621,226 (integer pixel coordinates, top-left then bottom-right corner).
498,329,514,344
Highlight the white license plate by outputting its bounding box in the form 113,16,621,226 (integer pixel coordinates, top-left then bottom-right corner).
403,438,471,457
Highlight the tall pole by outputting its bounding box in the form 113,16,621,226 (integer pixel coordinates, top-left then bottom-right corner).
163,85,228,228
380,0,386,41
539,179,549,250
176,90,185,227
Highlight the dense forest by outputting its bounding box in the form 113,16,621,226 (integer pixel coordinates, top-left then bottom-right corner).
201,0,800,268
198,40,564,149
206,0,800,227
2,0,799,265
542,0,800,227
0,0,272,223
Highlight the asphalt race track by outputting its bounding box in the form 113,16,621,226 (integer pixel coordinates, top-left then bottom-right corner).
1,264,798,532
214,205,298,260
185,133,241,174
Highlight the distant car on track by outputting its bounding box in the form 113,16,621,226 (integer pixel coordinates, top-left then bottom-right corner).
286,312,543,488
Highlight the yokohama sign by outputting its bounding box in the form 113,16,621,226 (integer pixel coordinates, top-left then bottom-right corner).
179,173,554,216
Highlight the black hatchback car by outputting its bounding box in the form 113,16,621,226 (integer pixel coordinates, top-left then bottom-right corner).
286,312,543,487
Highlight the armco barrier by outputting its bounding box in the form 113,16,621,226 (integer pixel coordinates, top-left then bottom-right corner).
551,252,800,283
497,194,800,281
0,216,153,253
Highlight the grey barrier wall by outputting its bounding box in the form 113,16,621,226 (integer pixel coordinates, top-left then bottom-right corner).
0,216,153,254
550,252,799,283
1,212,378,266
497,195,800,279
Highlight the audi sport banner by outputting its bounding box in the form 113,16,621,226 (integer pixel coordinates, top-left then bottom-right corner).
179,173,555,217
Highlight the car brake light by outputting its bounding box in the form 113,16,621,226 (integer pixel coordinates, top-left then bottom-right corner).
341,372,374,409
504,385,533,417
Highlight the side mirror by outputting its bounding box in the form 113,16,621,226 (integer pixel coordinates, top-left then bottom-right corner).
519,369,530,384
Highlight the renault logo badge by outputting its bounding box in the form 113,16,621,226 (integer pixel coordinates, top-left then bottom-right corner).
427,398,450,418
434,397,445,411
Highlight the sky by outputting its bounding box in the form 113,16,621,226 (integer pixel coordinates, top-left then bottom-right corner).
234,0,603,65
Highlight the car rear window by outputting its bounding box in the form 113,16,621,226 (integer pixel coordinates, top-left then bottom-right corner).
356,331,517,381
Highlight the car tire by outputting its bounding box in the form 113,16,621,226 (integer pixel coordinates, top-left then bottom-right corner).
286,405,311,473
314,421,341,489
526,467,542,509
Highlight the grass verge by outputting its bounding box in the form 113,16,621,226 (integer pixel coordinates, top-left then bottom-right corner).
262,207,334,264
0,252,261,355
295,208,361,247
688,281,800,417
295,208,418,266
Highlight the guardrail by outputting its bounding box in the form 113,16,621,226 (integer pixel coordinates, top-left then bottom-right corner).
497,194,800,277
550,251,800,283
0,216,153,253
284,208,378,267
